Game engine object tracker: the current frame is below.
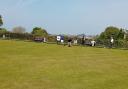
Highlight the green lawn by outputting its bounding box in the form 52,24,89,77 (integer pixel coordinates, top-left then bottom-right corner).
0,40,128,89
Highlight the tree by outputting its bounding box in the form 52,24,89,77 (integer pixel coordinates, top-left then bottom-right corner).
117,29,125,39
99,26,120,40
0,15,3,27
97,26,128,48
124,30,128,41
98,32,106,40
0,28,7,33
31,27,48,37
0,28,7,38
12,26,26,33
104,26,120,39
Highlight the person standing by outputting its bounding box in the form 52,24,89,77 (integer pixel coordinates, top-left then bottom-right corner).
110,37,114,48
44,37,46,43
74,39,78,45
68,38,72,47
81,36,85,45
91,40,96,46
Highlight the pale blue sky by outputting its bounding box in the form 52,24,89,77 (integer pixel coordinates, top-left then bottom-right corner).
0,0,128,35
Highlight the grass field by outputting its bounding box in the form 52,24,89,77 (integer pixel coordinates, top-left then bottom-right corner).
0,40,128,89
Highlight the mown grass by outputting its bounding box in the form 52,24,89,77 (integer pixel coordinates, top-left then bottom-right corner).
0,40,128,89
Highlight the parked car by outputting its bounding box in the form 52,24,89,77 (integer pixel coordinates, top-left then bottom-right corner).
85,40,92,46
34,37,43,42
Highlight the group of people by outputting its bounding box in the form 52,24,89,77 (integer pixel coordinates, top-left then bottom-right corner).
56,35,96,47
33,35,114,48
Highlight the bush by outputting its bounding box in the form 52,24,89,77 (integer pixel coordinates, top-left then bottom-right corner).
114,40,128,48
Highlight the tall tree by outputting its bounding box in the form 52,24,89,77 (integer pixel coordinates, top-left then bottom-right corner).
104,26,120,39
31,27,48,37
0,15,3,27
99,26,120,40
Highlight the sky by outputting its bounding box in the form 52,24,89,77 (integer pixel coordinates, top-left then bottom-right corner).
0,0,128,35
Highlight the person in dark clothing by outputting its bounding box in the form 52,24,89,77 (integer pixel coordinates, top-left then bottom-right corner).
81,36,85,45
68,38,72,47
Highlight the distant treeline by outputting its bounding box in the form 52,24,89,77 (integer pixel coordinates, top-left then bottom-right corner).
1,15,128,48
0,32,33,40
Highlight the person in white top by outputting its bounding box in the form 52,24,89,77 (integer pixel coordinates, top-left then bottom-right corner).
111,37,114,44
74,39,78,45
91,40,96,46
44,37,46,43
110,37,114,48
